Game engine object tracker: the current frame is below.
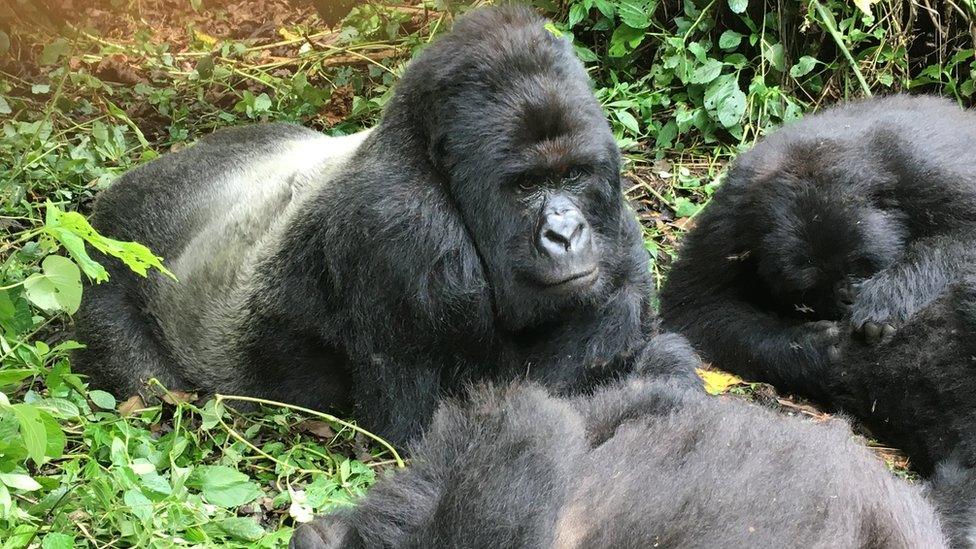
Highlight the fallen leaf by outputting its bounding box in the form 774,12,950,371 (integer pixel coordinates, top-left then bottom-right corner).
118,395,146,416
297,420,336,439
696,368,745,395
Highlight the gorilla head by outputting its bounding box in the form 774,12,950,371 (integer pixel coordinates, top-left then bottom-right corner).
391,7,626,330
745,140,909,320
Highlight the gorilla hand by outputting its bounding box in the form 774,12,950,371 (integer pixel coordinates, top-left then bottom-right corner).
790,320,843,364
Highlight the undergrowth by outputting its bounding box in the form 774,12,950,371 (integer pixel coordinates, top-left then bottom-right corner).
0,0,970,545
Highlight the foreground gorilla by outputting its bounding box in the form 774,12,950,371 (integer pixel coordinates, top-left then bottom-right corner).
74,6,698,444
290,375,947,548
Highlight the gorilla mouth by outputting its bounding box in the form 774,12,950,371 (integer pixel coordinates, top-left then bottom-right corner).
539,267,599,290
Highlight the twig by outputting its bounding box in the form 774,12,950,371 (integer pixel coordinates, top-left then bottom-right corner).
809,0,873,96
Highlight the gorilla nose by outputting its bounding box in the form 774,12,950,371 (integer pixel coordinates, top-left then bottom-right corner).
539,209,590,257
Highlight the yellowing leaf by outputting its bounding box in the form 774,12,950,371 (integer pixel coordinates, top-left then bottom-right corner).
852,0,880,16
194,30,218,47
278,27,302,41
696,368,745,395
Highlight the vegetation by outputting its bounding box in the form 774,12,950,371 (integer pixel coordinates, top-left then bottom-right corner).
0,0,972,545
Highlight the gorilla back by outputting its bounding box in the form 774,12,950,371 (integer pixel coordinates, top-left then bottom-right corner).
75,6,684,444
291,376,947,548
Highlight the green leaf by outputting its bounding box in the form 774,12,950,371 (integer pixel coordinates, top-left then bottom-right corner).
44,202,175,281
617,0,656,29
689,58,724,84
41,533,76,549
187,465,262,508
728,0,748,14
0,96,10,115
0,369,34,387
40,38,70,65
718,87,747,128
718,30,743,50
31,84,51,94
608,24,645,57
763,42,785,72
0,473,42,491
615,110,641,135
568,3,587,27
23,255,82,314
89,389,117,410
789,56,818,78
217,517,266,541
10,403,47,465
0,290,33,335
124,489,154,521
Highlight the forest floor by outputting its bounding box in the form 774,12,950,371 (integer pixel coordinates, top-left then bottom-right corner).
0,0,918,546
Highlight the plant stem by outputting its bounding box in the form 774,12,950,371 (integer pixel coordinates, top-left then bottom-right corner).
810,0,873,96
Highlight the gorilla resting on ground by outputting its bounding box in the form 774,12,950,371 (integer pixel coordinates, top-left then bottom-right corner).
659,95,976,542
290,373,948,549
74,6,698,445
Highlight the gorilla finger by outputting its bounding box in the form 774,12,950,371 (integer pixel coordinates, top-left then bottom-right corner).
881,323,896,339
862,322,882,344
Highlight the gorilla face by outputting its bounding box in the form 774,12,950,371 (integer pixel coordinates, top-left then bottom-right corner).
754,175,908,319
451,111,624,331
415,15,628,332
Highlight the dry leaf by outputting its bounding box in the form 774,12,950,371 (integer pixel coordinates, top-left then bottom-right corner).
162,390,198,405
118,394,146,416
297,420,336,439
696,368,745,395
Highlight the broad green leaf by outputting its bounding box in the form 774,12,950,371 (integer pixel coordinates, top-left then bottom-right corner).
728,0,748,14
568,3,587,27
124,489,154,521
0,369,34,387
10,403,47,465
718,30,743,50
187,465,263,508
608,24,645,57
615,110,641,135
689,58,724,84
0,473,42,491
40,38,70,65
217,517,266,541
41,533,76,549
789,56,818,78
23,255,82,314
89,389,117,410
44,202,175,281
617,0,656,29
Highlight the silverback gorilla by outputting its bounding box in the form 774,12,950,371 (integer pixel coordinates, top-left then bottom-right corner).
74,6,699,445
659,95,976,542
290,374,948,548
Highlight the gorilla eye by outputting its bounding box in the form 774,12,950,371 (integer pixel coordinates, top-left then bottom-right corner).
518,178,537,192
565,167,585,182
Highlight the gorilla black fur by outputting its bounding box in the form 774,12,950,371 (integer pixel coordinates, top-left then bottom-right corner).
661,95,976,400
74,6,698,445
659,95,976,544
290,372,947,548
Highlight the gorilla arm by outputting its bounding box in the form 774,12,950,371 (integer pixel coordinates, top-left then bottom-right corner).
660,201,840,399
849,232,976,339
